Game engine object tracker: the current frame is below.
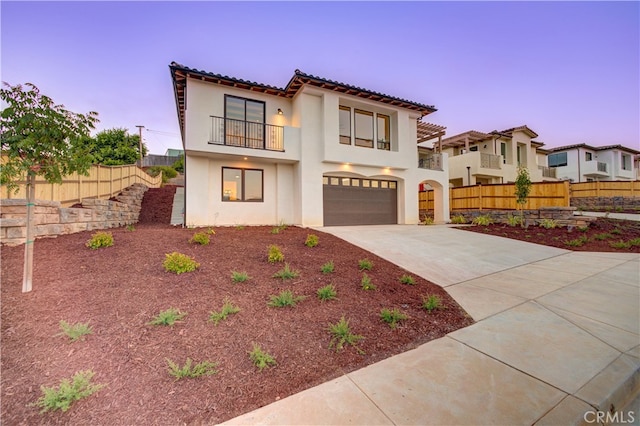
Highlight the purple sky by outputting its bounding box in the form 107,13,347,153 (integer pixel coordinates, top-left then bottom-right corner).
2,1,638,154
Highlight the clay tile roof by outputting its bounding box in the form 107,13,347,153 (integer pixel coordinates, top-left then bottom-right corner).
498,125,538,138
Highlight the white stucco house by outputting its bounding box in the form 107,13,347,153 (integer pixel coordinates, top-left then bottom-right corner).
169,62,449,227
435,125,556,187
547,143,640,183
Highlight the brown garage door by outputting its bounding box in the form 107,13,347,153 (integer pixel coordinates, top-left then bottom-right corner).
323,176,397,226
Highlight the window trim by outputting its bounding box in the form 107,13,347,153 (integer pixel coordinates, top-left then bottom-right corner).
221,167,264,202
354,109,374,148
339,105,351,145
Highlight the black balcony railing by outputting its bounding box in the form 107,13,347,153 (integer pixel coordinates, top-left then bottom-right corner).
209,116,284,151
418,153,443,171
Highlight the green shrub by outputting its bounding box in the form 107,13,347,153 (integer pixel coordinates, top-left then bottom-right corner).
564,235,588,247
610,240,632,249
399,274,416,285
33,370,104,413
57,320,92,342
163,252,199,274
320,260,335,274
85,231,113,249
125,224,135,232
361,273,376,290
380,308,408,329
578,226,590,232
272,263,299,280
422,216,434,225
267,245,284,263
231,271,250,283
611,228,623,235
472,215,493,226
235,225,245,230
207,227,216,235
358,259,374,271
148,308,186,326
270,221,288,234
305,234,319,247
189,232,210,245
209,299,240,325
268,290,305,308
450,215,467,224
171,155,184,173
147,165,178,184
629,238,640,246
538,219,558,229
317,284,337,301
249,343,276,371
166,358,217,380
592,232,613,241
328,316,364,354
506,214,523,227
422,294,444,313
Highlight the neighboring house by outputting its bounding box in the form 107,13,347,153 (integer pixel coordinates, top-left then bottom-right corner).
547,144,640,183
169,62,450,227
438,125,556,187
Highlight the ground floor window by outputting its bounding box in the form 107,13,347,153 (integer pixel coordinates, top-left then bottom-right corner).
222,167,263,202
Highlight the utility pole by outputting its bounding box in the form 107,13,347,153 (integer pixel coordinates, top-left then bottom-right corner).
136,125,144,167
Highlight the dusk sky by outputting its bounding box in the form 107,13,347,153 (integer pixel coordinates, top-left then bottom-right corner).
2,1,638,154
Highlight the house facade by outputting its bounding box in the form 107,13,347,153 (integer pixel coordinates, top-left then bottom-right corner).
547,144,640,183
169,62,449,227
436,125,556,187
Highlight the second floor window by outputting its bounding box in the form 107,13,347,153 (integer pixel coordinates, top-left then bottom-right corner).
355,109,374,148
585,152,593,161
339,106,351,145
377,114,390,150
622,154,631,170
225,95,265,148
548,152,568,167
340,106,391,150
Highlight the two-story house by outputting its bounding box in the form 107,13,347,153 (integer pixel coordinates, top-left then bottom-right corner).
436,125,556,187
547,143,640,183
169,62,450,227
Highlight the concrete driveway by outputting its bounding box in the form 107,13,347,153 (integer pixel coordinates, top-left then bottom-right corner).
223,225,639,425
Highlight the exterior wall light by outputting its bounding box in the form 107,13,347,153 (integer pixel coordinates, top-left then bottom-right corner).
277,108,283,115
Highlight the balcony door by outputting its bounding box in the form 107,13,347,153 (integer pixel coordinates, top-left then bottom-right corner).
225,95,265,148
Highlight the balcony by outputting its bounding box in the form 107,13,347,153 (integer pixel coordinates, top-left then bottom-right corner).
538,165,557,178
480,153,501,169
419,153,443,171
583,160,609,177
209,116,284,151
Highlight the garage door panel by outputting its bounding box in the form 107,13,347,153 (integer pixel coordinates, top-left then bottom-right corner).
323,180,397,226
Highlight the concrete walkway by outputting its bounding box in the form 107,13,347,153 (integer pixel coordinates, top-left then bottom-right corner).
222,225,639,425
575,211,640,222
170,187,184,226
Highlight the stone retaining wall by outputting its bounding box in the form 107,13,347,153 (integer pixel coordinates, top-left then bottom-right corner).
447,207,595,227
1,183,148,246
571,196,640,211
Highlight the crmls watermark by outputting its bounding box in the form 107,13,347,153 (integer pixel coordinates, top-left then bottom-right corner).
584,410,635,424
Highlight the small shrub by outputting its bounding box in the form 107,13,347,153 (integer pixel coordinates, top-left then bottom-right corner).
629,237,640,246
231,271,250,283
358,259,374,271
320,260,335,274
249,343,276,371
272,263,299,280
610,240,632,249
592,232,613,241
450,214,467,224
267,245,284,263
172,155,184,173
189,232,210,245
147,165,178,184
57,320,92,342
380,308,408,329
317,284,337,301
163,252,199,274
472,215,493,226
328,316,364,354
361,273,376,290
564,235,588,247
422,294,444,312
148,308,186,326
209,299,240,325
305,234,319,247
166,358,218,380
268,290,305,308
270,227,282,234
506,214,523,227
399,274,416,285
85,231,113,249
207,227,216,235
611,228,623,235
271,221,288,234
538,219,558,229
125,224,135,232
578,226,589,232
33,370,104,413
422,216,434,225
235,225,245,230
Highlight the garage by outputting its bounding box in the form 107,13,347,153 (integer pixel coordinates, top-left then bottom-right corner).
323,176,397,226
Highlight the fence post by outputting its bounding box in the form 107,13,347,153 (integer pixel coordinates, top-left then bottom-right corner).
478,184,483,211
564,180,570,207
96,165,101,199
78,173,83,204
596,180,600,197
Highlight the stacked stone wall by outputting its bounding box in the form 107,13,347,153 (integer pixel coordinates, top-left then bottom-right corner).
571,196,640,211
446,207,595,227
1,183,148,246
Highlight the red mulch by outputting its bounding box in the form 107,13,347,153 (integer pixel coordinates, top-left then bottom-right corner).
1,187,473,425
459,217,640,252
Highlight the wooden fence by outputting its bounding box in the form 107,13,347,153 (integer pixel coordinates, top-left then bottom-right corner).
419,180,640,212
0,164,162,207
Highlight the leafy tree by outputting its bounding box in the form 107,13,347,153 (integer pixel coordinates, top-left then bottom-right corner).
0,82,98,292
514,165,531,227
172,155,184,173
89,127,147,166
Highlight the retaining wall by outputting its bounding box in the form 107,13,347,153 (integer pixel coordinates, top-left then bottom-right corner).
571,196,640,211
1,183,148,246
447,207,595,227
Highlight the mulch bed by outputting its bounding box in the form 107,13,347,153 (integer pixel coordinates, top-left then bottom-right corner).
1,187,473,425
459,217,640,253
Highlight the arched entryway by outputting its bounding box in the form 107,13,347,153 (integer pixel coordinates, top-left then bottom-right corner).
419,179,449,224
